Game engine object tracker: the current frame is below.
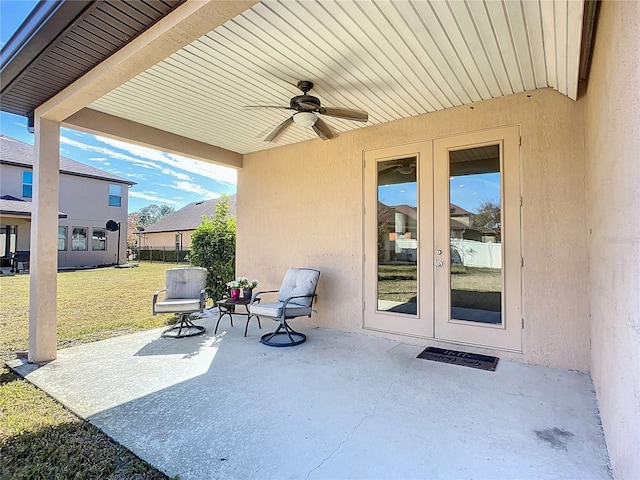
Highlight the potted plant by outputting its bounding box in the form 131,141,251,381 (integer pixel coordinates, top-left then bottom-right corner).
237,277,259,300
226,280,241,300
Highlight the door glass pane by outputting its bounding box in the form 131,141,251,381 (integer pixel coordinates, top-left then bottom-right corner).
449,145,502,324
377,157,418,315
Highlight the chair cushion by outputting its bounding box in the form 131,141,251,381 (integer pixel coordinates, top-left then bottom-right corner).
249,301,312,318
154,298,202,313
277,268,320,307
165,267,207,299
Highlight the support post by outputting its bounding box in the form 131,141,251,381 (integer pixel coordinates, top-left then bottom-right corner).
28,117,60,363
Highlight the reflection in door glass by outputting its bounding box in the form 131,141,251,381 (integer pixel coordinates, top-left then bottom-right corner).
449,145,502,325
377,158,418,315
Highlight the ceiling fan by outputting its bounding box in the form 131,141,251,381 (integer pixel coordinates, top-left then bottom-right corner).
378,159,416,176
247,80,369,142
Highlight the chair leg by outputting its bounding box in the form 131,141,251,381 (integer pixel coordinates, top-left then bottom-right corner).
162,313,206,338
244,314,261,337
260,319,306,347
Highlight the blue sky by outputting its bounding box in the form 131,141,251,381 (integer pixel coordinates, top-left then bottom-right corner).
0,0,237,214
378,174,500,213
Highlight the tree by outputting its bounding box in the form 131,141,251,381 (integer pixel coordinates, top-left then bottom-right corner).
189,195,236,301
472,199,501,230
126,213,140,249
137,204,175,227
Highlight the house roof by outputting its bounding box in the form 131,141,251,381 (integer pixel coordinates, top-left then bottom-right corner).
450,204,474,217
143,196,237,234
0,135,135,185
0,0,598,156
450,218,479,232
0,195,67,218
393,205,418,221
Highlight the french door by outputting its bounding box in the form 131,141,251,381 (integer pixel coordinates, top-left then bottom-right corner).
364,127,522,352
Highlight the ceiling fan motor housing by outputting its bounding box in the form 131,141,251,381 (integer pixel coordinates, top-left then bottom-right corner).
290,95,321,111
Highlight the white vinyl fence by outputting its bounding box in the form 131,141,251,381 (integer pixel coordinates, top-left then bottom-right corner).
451,239,502,269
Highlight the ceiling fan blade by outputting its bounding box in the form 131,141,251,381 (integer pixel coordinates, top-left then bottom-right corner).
312,117,334,140
264,117,294,142
244,105,293,110
319,107,368,122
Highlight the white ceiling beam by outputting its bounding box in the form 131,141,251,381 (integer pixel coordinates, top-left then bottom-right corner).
63,108,243,169
566,0,585,100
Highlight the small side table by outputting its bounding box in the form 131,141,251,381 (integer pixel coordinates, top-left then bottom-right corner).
215,298,262,337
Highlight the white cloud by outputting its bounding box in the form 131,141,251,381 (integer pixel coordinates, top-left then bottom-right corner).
169,181,222,198
61,136,144,162
129,191,181,205
124,172,147,180
60,136,185,181
88,157,107,162
167,152,237,185
94,136,237,185
62,135,208,184
162,168,191,181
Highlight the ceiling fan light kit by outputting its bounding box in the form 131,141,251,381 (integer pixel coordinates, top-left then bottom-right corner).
247,80,369,142
397,165,415,175
293,111,317,127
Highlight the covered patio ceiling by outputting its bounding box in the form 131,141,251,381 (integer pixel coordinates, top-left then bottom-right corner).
2,0,595,157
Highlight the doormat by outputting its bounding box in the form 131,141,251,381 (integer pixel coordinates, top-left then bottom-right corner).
417,347,499,371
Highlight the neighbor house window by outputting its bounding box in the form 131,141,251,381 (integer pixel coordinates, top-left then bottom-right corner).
22,171,33,198
108,184,122,207
58,226,67,251
71,227,88,251
92,228,106,251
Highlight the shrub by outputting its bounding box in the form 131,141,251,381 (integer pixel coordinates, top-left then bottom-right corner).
189,195,236,301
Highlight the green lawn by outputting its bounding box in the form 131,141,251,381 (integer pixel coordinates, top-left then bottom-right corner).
0,262,181,479
377,264,417,303
377,263,502,310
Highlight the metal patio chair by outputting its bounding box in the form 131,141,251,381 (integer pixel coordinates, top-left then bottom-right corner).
249,268,320,346
152,266,208,338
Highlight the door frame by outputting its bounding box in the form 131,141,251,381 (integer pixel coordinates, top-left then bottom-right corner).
363,126,522,352
433,126,522,352
363,141,434,338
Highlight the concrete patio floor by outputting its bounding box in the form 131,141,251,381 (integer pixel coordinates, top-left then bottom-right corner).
11,314,611,480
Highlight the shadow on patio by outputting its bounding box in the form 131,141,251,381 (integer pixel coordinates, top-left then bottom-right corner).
11,315,610,480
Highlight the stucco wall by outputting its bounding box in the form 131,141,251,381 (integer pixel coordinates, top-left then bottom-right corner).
0,162,28,199
238,88,589,371
584,1,640,478
141,230,194,249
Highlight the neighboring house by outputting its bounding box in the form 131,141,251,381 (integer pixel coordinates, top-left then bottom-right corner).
1,2,638,478
140,195,236,250
0,135,134,269
449,204,484,242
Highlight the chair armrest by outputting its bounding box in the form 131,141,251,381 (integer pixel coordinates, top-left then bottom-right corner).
282,293,317,307
251,290,279,304
152,289,166,315
278,294,318,320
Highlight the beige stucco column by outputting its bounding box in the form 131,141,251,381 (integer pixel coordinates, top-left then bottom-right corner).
28,117,60,363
